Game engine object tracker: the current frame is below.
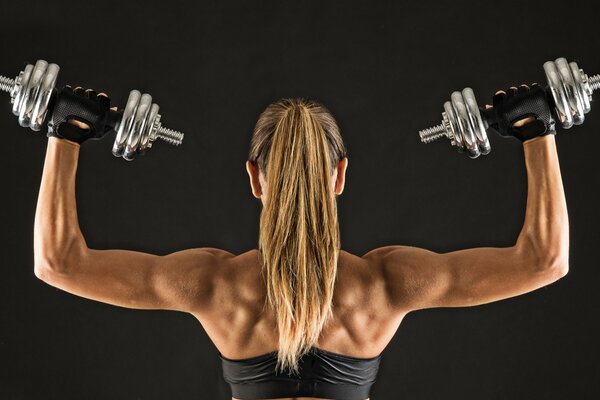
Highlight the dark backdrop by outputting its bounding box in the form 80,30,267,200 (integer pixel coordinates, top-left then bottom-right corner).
1,1,598,399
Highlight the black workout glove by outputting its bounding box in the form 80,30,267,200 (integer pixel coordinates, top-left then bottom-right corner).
47,86,112,144
490,84,556,142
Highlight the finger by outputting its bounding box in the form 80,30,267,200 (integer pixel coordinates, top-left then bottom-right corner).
97,92,110,108
85,88,97,99
517,84,529,95
73,86,85,95
493,92,506,102
508,86,518,96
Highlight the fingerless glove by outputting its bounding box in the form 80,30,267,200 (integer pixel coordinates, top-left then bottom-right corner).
47,86,112,144
490,84,556,142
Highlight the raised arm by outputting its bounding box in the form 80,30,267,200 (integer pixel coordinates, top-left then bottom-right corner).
33,90,232,314
370,98,569,312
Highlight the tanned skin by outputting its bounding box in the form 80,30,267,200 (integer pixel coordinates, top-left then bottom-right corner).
33,107,568,400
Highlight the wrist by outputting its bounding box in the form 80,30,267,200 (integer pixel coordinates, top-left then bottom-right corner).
522,133,555,146
49,136,81,150
48,137,81,166
522,134,556,160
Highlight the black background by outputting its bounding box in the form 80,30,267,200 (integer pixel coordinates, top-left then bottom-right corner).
1,0,599,399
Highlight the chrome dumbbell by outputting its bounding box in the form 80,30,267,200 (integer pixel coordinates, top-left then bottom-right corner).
0,59,184,161
418,57,600,158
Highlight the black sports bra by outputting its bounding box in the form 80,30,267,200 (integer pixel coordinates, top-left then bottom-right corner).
220,347,382,400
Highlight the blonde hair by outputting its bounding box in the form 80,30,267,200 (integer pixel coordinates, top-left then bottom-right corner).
248,98,347,374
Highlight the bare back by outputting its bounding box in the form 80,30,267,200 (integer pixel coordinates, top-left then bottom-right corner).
198,249,404,362
194,249,403,400
35,136,569,400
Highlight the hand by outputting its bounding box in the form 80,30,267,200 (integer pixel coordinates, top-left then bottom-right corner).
47,85,115,144
488,83,556,143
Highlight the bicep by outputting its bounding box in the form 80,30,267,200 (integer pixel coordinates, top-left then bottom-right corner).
38,247,229,313
377,244,564,312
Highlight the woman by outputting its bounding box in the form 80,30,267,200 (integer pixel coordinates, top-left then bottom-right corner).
34,84,569,400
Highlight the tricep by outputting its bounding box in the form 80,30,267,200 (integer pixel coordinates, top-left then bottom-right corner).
369,244,567,312
35,246,233,314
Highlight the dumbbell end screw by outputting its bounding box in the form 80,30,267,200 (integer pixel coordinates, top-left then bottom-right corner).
589,74,600,92
0,75,15,94
419,123,447,143
157,125,184,146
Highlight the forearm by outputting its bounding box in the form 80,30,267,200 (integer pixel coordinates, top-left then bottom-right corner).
516,135,569,269
34,138,87,273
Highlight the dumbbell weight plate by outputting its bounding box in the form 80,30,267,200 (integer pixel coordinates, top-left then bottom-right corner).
31,63,60,131
463,88,490,156
113,90,141,158
12,60,60,131
123,93,153,161
139,104,159,154
450,90,480,158
112,90,165,160
543,58,591,129
556,58,585,126
444,88,490,158
570,65,591,114
12,64,33,118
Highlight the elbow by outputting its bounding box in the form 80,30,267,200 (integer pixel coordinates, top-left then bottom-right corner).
34,262,52,282
33,232,86,279
517,231,569,280
539,253,569,281
34,258,69,283
33,247,82,282
548,256,569,280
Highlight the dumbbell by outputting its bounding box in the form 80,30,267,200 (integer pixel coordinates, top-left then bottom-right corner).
0,59,184,161
418,57,600,158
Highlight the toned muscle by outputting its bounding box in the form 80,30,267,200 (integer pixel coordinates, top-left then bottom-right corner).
197,249,402,400
200,249,405,362
34,124,569,400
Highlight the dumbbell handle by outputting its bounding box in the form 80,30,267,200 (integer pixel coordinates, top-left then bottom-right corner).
477,78,600,129
0,74,184,147
1,58,187,161
419,71,600,146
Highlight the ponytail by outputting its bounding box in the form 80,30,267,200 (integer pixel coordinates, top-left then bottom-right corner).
248,99,347,373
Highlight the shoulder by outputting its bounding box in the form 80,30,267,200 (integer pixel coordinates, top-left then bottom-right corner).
160,247,237,279
360,245,420,272
334,249,393,307
171,247,258,282
157,247,248,312
337,247,413,280
357,245,438,309
361,245,435,269
207,248,264,303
